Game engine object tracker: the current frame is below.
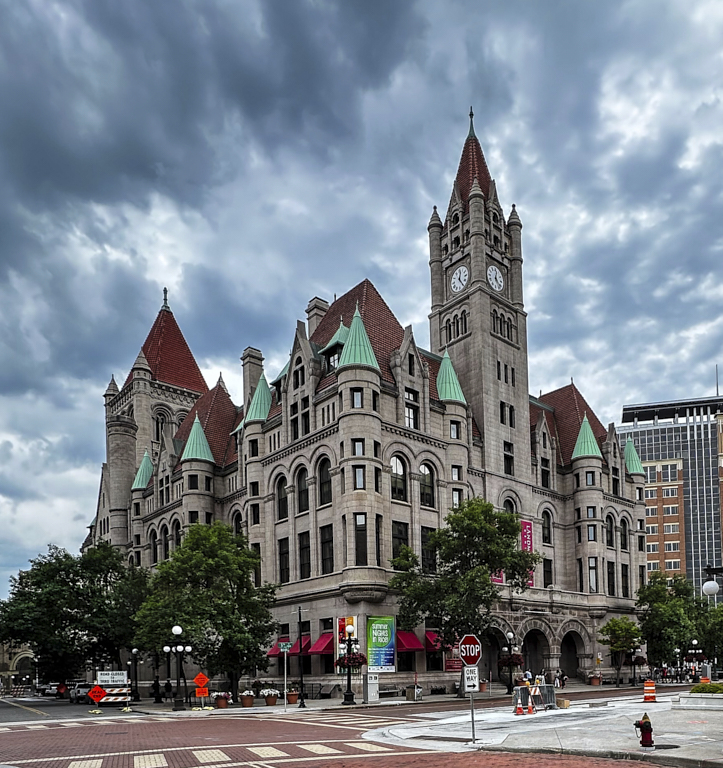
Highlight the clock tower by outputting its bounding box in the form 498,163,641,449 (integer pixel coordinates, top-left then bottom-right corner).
428,110,530,486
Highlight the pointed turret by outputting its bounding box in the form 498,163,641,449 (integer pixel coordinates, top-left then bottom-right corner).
181,414,214,463
320,319,349,355
571,415,603,460
105,375,119,397
132,350,152,376
447,106,493,217
508,203,522,229
337,305,380,372
131,450,154,490
436,350,466,404
217,372,227,393
624,438,644,475
427,205,443,231
469,176,484,202
245,372,272,424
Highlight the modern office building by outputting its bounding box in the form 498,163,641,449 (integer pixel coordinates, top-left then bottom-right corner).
619,397,723,598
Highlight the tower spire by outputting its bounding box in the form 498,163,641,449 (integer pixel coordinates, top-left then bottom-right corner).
162,287,170,311
468,106,476,138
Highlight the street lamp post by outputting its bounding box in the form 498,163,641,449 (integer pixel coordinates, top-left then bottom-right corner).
164,625,191,711
341,624,356,706
503,631,516,695
297,606,306,709
674,648,681,682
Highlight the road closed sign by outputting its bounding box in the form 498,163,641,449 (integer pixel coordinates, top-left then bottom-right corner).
464,666,479,693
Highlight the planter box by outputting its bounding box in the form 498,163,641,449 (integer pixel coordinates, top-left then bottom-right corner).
240,695,254,708
286,692,299,704
265,695,278,706
589,677,601,685
673,693,723,710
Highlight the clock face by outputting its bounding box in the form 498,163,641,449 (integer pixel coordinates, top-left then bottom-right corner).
451,265,469,293
487,264,504,292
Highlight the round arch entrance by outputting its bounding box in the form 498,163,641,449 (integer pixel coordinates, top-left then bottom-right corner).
560,631,583,679
522,629,549,675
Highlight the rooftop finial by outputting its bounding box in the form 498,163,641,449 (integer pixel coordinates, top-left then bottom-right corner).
162,287,170,310
468,106,476,138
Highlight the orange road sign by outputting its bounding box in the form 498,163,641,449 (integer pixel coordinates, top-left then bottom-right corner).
196,687,209,697
194,673,209,687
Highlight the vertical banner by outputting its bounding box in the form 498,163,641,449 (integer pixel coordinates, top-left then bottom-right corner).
367,617,396,672
336,616,358,672
520,519,534,586
491,571,504,584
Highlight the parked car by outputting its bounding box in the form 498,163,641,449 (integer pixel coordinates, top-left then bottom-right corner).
69,682,94,704
38,682,59,697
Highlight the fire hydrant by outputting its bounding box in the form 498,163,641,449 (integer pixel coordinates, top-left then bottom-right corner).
634,712,654,750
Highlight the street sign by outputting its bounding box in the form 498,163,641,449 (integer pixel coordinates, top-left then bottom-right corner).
98,671,127,686
88,685,106,704
194,673,209,688
279,641,293,652
459,634,482,666
464,666,479,692
196,687,209,698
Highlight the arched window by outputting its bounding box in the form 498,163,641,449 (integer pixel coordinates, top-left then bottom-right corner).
233,513,243,536
461,310,467,335
452,213,460,226
155,413,166,442
503,499,516,515
319,459,332,506
507,319,513,340
391,456,407,502
419,464,434,508
277,476,288,520
446,319,452,343
620,518,629,551
606,515,615,548
297,468,309,513
150,531,158,565
161,525,169,560
454,315,460,336
542,510,552,544
128,555,135,566
293,357,305,389
492,311,498,334
173,520,182,548
492,212,499,224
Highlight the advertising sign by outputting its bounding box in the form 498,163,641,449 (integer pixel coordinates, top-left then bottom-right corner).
97,671,127,686
520,520,534,586
336,616,358,672
366,616,395,673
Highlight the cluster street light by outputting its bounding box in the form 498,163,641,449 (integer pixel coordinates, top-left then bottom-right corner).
127,648,142,701
341,624,358,706
163,625,191,711
702,564,723,596
501,631,518,695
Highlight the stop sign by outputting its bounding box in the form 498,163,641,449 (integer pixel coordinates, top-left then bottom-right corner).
459,634,482,666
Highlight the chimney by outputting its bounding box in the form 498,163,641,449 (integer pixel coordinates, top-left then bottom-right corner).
306,296,330,337
241,347,264,409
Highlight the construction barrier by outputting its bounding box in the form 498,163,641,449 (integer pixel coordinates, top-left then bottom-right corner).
512,684,557,710
10,686,31,698
700,677,711,684
101,687,131,704
643,679,656,703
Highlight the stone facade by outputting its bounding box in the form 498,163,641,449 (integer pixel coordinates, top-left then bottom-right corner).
86,115,647,690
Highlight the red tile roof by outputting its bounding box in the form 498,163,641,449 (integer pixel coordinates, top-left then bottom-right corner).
310,279,404,388
173,381,240,468
124,308,208,393
536,383,607,467
448,132,492,216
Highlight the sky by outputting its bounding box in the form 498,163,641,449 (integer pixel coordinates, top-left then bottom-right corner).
1,0,723,596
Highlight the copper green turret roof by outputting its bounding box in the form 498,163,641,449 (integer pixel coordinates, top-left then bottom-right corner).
436,350,466,404
181,414,214,462
320,320,349,355
624,438,644,474
337,306,380,372
571,415,603,460
245,373,272,423
131,450,154,490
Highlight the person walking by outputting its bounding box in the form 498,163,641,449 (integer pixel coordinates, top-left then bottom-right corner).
164,680,172,702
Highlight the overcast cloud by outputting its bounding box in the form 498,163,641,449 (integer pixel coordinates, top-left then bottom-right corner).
0,0,721,596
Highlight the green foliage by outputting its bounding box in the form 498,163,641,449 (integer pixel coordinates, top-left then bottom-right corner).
133,522,277,696
598,616,642,686
0,542,149,682
389,498,541,648
690,683,723,694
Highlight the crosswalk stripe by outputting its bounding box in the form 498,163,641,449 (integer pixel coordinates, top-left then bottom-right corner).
345,742,392,751
69,760,103,768
27,725,49,729
192,750,230,763
247,747,289,758
60,722,82,727
133,755,168,768
296,744,343,755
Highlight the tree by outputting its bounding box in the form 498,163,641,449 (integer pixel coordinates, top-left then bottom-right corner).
598,617,642,687
389,498,541,649
133,522,277,700
0,543,149,683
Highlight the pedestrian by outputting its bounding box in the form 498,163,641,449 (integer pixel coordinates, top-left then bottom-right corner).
524,669,532,684
151,676,161,703
562,673,568,689
554,669,561,688
164,680,172,701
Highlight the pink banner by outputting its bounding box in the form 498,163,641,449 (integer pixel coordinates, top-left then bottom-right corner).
521,520,534,586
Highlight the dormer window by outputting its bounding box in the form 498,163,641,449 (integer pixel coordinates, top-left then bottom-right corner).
293,357,305,389
452,213,460,226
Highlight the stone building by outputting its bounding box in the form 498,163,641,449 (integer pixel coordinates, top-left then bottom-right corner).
86,114,647,689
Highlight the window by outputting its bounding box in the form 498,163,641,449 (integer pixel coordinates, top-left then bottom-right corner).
233,514,242,536
161,526,169,560
577,526,582,543
250,481,259,496
575,473,580,488
587,524,597,541
372,391,379,412
374,467,382,493
646,507,658,517
353,439,365,456
405,389,419,429
392,521,409,563
189,474,199,490
205,512,213,525
278,538,290,583
355,513,367,566
277,477,288,520
541,511,552,544
205,476,212,492
497,360,501,380
607,561,616,596
296,469,309,513
586,471,595,486
647,543,659,553
319,458,332,506
511,367,516,386
644,488,657,499
352,388,363,409
504,499,515,515
391,456,407,502
249,439,258,457
542,431,547,448
661,464,678,482
251,503,260,526
450,420,461,439
588,557,598,593
301,411,310,435
293,357,305,389
664,541,680,552
606,516,615,548
500,401,506,425
646,524,658,535
509,405,515,428
251,543,261,587
173,522,182,547
373,441,381,458
639,564,646,586
503,442,514,475
637,488,643,500
543,558,553,588
134,502,140,517
541,457,550,488
621,564,630,598
665,560,681,570
663,523,679,534
644,465,657,483
408,354,415,376
452,465,462,481
575,508,581,520
662,487,678,497
298,532,311,579
663,506,678,516
612,467,620,496
320,524,334,574
353,465,365,490
452,488,463,508
189,510,199,524
638,535,645,551
647,561,660,572
578,558,584,592
587,506,596,518
421,526,436,573
375,515,383,565
420,464,434,507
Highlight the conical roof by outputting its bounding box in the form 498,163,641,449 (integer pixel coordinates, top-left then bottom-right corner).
320,320,349,354
571,415,603,460
436,350,466,404
447,108,493,218
624,438,644,475
131,450,154,490
181,414,214,462
337,306,380,372
245,373,272,424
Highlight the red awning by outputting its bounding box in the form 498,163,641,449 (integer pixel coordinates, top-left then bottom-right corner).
397,630,424,652
308,633,334,655
267,637,290,657
289,635,312,656
425,631,441,651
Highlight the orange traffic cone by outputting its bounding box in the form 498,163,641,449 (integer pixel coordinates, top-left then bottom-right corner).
527,699,535,715
515,698,525,715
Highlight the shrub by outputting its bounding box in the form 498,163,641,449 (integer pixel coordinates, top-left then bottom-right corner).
690,683,723,694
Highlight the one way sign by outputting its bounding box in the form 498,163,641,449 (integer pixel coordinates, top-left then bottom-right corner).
464,666,479,692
